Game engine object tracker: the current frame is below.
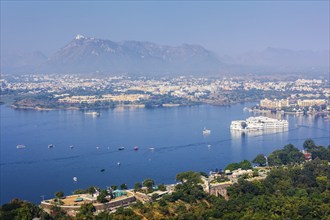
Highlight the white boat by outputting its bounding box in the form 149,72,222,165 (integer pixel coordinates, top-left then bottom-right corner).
203,128,211,135
16,145,26,149
117,162,121,166
149,147,155,151
73,177,78,182
69,145,74,149
85,112,100,117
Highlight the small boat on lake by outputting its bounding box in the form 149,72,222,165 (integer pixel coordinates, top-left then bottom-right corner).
85,111,100,117
73,177,78,182
48,144,54,149
100,169,105,172
118,147,125,151
149,147,155,151
203,128,211,135
134,146,139,151
16,145,26,149
117,162,121,166
69,145,74,149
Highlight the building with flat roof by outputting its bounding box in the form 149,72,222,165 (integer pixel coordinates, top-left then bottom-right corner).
260,98,289,109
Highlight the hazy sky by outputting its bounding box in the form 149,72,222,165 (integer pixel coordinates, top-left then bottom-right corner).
1,1,329,56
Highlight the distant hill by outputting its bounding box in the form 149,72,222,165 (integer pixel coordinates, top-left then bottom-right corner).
1,50,47,74
221,47,329,74
37,35,223,75
1,35,329,76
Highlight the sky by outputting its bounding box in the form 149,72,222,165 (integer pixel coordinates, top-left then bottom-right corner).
1,1,329,56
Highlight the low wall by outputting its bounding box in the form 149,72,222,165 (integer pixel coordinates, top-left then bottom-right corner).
41,196,136,213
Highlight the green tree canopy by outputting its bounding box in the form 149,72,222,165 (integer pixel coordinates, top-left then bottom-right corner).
134,182,142,192
86,186,97,195
76,203,96,219
225,160,253,171
120,183,128,190
55,191,64,199
176,171,202,185
268,144,304,166
303,139,316,150
252,154,267,166
97,190,109,203
143,178,155,190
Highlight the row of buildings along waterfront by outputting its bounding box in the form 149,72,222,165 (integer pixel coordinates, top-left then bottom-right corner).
259,98,328,109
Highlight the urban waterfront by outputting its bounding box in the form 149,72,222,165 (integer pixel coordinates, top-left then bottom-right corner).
1,103,329,204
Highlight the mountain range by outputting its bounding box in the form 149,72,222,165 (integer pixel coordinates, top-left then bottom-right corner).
1,35,329,75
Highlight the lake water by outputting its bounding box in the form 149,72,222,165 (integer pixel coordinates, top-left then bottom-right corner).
1,103,329,204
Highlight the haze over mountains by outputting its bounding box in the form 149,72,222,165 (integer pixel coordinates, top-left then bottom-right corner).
1,35,329,75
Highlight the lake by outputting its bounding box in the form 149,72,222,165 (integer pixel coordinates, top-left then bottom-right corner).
1,103,329,204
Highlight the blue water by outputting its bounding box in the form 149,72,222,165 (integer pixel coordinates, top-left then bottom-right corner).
1,103,329,204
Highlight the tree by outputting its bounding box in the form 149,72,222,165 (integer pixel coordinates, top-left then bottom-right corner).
110,185,117,190
158,184,166,191
17,204,32,220
252,154,267,166
97,190,108,203
120,184,128,190
176,171,202,185
134,182,142,192
76,203,96,219
151,193,159,201
225,160,252,171
158,198,167,207
50,205,66,219
86,186,96,195
303,139,316,150
143,178,155,190
240,160,253,170
73,189,86,194
55,191,64,199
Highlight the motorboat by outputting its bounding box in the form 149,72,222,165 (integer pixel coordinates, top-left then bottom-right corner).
48,144,54,149
16,145,26,149
203,128,211,135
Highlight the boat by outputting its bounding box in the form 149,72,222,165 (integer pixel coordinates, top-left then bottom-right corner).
207,144,212,148
100,169,105,172
48,144,54,149
203,128,211,135
16,144,26,149
73,177,78,182
96,146,100,150
118,147,125,151
85,111,100,117
69,145,74,149
149,147,155,151
134,146,139,151
117,162,121,166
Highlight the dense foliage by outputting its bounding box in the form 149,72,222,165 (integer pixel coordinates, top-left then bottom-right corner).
268,144,305,166
224,159,253,171
0,198,50,220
